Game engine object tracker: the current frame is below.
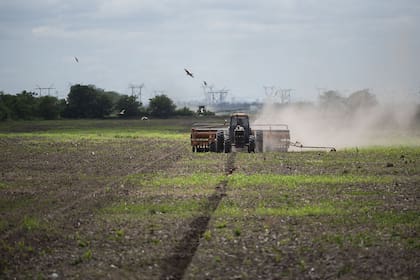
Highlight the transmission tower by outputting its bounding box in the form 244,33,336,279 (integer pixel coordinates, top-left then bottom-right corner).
35,85,55,96
263,86,277,98
279,88,293,104
129,84,144,102
202,84,229,105
263,86,293,103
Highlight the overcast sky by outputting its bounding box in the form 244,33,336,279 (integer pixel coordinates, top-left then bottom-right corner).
1,0,419,102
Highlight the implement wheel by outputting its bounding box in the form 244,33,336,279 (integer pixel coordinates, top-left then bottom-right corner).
248,136,255,153
209,142,217,152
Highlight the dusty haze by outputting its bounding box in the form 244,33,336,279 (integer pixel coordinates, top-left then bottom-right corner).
253,95,420,149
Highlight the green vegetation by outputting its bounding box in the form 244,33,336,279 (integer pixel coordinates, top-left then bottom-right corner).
0,129,187,141
148,94,176,118
255,202,340,217
82,249,92,261
1,86,199,121
1,119,419,279
0,219,7,232
0,181,8,189
126,173,225,188
214,201,243,217
227,173,392,188
102,199,203,218
75,232,90,248
203,230,212,241
373,210,420,227
22,216,41,231
0,91,63,120
0,119,191,141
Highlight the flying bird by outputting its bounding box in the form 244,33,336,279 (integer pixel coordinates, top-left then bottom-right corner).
184,68,194,78
203,81,207,86
74,57,79,63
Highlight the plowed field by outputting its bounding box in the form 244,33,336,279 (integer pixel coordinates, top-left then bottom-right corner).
0,119,419,279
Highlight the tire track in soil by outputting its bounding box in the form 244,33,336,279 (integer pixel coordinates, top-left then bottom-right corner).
0,145,186,241
160,152,236,280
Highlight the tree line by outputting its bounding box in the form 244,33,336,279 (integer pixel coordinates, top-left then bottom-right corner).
0,84,196,121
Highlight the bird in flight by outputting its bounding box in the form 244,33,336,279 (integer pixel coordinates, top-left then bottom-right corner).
74,57,79,63
203,81,207,86
184,68,194,78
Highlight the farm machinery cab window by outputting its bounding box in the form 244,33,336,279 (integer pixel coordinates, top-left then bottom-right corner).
230,115,250,131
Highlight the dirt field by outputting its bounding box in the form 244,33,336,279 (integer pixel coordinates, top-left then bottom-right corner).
0,119,419,279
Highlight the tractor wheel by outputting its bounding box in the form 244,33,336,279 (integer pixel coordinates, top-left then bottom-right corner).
224,139,231,153
216,131,224,153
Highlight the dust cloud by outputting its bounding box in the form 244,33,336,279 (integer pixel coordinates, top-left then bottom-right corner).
253,92,420,149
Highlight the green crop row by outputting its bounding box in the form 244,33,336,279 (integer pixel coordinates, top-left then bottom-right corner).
227,173,393,188
125,172,225,188
0,129,188,141
101,199,203,218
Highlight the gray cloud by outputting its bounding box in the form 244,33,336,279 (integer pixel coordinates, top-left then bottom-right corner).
1,0,419,101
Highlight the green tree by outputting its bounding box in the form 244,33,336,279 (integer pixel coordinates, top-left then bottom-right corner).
0,91,39,120
148,94,176,118
116,95,143,117
0,92,12,120
347,89,377,109
64,84,113,118
13,91,38,119
103,91,121,106
319,90,347,113
94,92,114,118
176,106,194,116
37,96,60,120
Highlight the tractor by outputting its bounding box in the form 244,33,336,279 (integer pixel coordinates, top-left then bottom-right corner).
191,112,290,153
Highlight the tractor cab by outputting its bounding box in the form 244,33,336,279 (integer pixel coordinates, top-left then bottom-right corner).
228,113,254,151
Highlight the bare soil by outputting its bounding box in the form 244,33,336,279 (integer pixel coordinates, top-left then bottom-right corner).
0,120,419,279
